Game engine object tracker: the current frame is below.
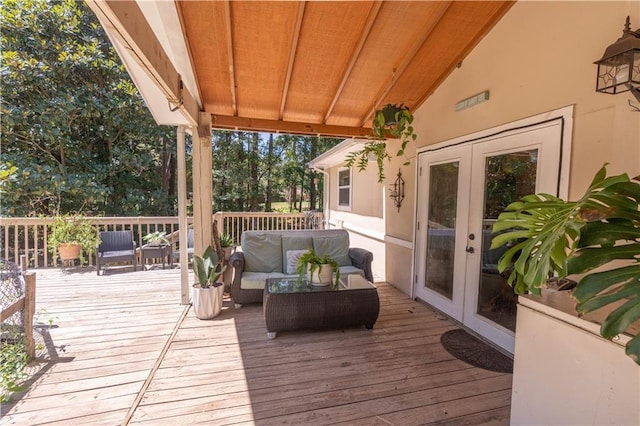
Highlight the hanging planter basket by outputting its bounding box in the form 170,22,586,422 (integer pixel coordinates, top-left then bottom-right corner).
381,104,403,125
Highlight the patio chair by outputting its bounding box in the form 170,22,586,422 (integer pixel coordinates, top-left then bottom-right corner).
96,230,137,275
172,228,194,264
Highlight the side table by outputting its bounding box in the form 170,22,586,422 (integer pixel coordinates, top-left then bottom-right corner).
141,244,172,270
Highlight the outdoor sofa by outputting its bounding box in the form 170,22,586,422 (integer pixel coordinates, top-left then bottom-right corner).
228,229,373,306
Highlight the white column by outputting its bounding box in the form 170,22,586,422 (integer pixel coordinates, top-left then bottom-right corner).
177,126,189,304
192,128,213,255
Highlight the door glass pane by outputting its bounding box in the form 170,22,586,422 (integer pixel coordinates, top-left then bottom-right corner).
478,150,538,331
425,162,459,299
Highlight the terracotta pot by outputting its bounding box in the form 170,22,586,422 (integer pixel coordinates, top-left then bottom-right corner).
192,284,224,319
58,243,82,261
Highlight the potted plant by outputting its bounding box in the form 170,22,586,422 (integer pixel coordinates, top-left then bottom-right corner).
491,165,640,364
345,103,417,183
142,231,170,246
192,245,227,319
296,248,340,286
48,214,101,264
219,233,234,259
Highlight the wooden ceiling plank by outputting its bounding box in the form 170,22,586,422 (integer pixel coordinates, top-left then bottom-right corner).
223,1,238,116
280,1,306,120
211,114,371,138
360,1,452,126
89,0,200,125
323,0,382,124
410,1,515,110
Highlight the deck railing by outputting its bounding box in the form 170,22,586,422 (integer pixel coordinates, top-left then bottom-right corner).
213,211,324,244
0,212,323,268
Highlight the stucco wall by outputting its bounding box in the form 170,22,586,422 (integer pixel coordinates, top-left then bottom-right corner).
324,1,640,294
413,0,640,198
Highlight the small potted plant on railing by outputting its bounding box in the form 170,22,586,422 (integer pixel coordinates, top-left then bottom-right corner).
142,231,170,247
192,245,227,319
48,214,101,264
346,103,417,183
296,248,340,286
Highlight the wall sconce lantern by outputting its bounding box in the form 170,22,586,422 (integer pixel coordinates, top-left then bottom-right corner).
594,16,640,104
389,169,405,212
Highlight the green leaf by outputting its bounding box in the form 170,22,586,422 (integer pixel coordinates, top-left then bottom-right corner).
626,334,640,364
598,297,640,339
568,245,640,275
573,265,640,303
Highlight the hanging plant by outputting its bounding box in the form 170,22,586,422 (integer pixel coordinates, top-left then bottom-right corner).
345,103,417,183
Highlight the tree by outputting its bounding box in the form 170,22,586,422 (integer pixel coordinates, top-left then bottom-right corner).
1,0,176,217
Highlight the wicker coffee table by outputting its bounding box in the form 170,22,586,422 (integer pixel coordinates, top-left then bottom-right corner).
263,274,379,339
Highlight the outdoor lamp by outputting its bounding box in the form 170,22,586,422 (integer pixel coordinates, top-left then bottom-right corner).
594,16,640,103
389,170,405,212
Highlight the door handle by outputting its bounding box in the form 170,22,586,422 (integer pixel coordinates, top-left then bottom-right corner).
466,246,475,254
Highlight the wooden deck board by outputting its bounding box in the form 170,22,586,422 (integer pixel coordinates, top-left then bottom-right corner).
1,268,512,425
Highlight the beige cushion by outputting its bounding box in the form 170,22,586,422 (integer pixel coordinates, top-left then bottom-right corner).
240,272,287,290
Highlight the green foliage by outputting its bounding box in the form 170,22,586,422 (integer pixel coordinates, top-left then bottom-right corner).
212,131,341,212
142,231,170,246
48,214,101,259
296,248,340,285
492,165,640,364
0,0,176,217
345,104,416,183
218,233,234,248
0,332,28,403
193,246,226,288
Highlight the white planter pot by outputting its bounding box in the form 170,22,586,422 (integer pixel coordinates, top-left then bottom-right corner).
192,284,224,319
308,264,334,286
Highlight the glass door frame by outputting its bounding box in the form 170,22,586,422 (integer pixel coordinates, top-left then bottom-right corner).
412,106,573,353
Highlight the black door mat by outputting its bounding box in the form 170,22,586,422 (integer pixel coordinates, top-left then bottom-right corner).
440,329,513,374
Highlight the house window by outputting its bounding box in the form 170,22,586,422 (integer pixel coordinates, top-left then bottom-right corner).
338,168,351,210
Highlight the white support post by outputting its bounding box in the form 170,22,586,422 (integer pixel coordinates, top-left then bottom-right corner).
191,128,213,256
177,126,189,304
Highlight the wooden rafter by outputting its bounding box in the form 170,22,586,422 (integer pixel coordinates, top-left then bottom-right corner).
323,0,383,124
210,114,371,138
89,0,200,125
223,1,238,116
280,1,306,120
411,1,514,109
361,1,452,126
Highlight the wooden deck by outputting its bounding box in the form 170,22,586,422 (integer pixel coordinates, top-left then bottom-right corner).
1,267,512,425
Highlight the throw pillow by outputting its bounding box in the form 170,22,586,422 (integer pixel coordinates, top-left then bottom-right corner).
286,250,309,274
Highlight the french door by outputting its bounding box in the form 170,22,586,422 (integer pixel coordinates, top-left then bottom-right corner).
414,119,564,353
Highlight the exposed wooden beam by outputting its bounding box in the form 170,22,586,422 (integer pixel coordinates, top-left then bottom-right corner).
412,1,515,109
210,114,371,138
361,1,452,126
223,1,238,116
323,1,383,124
198,111,212,138
87,0,200,125
279,1,306,120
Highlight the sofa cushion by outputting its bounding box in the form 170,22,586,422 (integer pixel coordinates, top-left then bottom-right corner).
240,272,290,290
313,234,351,267
281,236,313,272
285,249,309,274
242,232,283,273
339,266,364,276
